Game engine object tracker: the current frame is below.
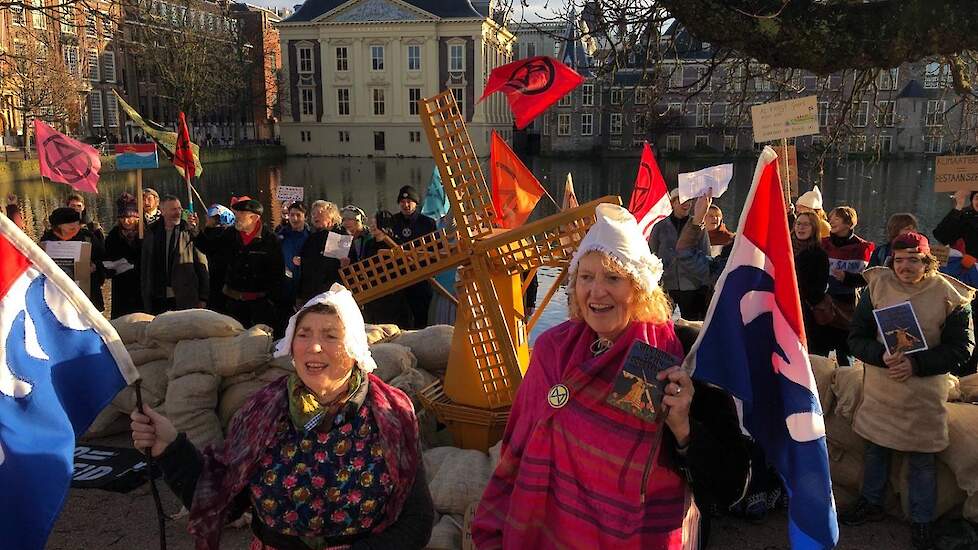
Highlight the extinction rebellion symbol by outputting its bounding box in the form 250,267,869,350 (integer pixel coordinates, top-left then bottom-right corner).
502,57,556,96
42,134,95,184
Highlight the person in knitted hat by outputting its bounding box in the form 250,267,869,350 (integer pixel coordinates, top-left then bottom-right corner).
104,193,143,318
473,203,749,549
843,231,974,550
391,185,437,329
40,206,107,310
130,284,434,550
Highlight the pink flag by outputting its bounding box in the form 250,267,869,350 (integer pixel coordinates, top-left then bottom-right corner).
34,119,101,193
627,142,671,239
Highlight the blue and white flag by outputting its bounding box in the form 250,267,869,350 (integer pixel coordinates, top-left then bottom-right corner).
0,213,137,550
421,166,450,221
685,147,839,549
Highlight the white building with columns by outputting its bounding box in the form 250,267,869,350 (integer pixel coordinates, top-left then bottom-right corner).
276,0,515,157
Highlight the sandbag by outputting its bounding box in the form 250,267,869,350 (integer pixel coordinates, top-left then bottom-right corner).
832,363,864,423
126,344,171,366
169,325,273,379
169,339,213,379
488,441,502,472
365,323,401,345
219,379,269,428
809,354,836,415
110,312,154,345
426,514,463,550
960,374,978,402
389,367,438,398
392,325,453,375
428,448,492,515
83,406,130,440
145,309,243,343
166,373,223,448
424,446,460,483
369,343,417,382
941,403,978,521
110,359,170,413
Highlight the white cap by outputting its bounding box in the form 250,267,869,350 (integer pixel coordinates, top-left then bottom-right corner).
797,185,823,211
274,283,377,373
569,203,664,293
668,188,680,201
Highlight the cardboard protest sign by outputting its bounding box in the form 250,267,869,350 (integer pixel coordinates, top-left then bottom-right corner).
873,301,928,355
677,164,732,203
276,185,305,204
931,244,951,266
751,96,819,143
43,241,92,297
934,155,978,192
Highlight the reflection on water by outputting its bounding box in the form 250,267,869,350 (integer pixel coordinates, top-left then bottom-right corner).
5,153,945,333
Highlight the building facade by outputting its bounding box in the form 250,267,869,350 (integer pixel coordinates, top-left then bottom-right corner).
276,0,515,157
230,3,283,141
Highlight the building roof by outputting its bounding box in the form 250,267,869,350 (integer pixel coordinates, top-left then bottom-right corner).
284,0,482,23
559,8,593,76
897,79,931,99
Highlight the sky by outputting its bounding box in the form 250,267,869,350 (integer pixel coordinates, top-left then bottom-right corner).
249,0,559,21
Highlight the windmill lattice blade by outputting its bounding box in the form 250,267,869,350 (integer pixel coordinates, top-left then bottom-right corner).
419,91,495,246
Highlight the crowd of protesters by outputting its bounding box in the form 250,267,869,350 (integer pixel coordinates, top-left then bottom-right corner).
5,183,441,338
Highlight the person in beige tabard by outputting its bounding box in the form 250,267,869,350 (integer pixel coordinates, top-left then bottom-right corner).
840,232,975,550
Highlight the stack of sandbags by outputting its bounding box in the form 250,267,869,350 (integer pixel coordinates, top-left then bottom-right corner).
391,325,453,376
144,309,244,344
218,362,295,428
369,343,417,382
166,373,222,447
959,373,978,402
427,515,464,550
365,323,401,345
426,446,493,517
111,312,155,345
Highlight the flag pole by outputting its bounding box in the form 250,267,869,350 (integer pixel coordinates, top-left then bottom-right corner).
135,170,144,239
183,170,194,213
781,137,791,206
133,380,167,550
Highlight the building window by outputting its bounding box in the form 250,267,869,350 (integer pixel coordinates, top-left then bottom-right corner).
926,100,945,127
374,131,385,151
101,12,113,36
610,113,623,135
581,84,594,107
338,131,349,142
635,87,649,105
669,66,684,89
542,113,549,135
12,5,24,26
526,43,536,57
876,100,896,127
102,52,116,82
300,88,315,117
695,135,710,149
849,135,867,153
558,93,572,107
105,94,118,127
409,130,422,143
87,49,100,81
298,46,313,74
407,44,421,71
818,101,829,127
925,132,943,153
695,103,710,127
852,101,869,127
877,68,898,91
32,0,46,29
371,45,384,71
451,87,464,118
449,44,464,72
666,135,680,152
581,113,593,136
335,47,348,71
877,135,893,154
86,13,97,37
557,114,570,135
300,131,312,142
924,63,949,89
89,93,104,127
63,46,79,76
409,88,422,116
61,5,75,34
723,135,736,151
372,88,385,115
666,102,682,118
610,88,622,105
337,88,350,116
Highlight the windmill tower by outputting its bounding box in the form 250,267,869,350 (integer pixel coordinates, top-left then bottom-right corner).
340,91,619,450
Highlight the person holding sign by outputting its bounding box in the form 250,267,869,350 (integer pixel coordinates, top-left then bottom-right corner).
276,201,310,313
473,204,749,549
103,194,143,318
842,233,974,550
649,189,712,321
819,206,873,366
40,207,105,310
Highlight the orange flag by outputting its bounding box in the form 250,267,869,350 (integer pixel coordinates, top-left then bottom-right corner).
562,172,579,210
490,131,545,228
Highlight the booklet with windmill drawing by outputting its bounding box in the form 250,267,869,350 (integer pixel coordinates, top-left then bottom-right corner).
873,301,928,355
606,340,677,423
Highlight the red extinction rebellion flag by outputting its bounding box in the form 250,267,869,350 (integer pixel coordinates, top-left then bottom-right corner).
479,56,585,130
173,112,196,179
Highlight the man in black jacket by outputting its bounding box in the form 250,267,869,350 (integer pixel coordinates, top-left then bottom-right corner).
40,207,107,310
194,198,285,334
141,196,209,314
391,185,437,329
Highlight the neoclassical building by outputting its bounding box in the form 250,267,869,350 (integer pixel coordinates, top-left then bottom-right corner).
276,0,515,157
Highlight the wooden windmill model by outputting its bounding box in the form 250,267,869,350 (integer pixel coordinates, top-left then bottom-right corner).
339,91,619,450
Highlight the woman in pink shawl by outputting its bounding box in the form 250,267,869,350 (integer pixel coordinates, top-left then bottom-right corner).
472,204,750,549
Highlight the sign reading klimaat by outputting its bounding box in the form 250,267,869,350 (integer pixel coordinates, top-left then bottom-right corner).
750,96,820,143
934,154,978,192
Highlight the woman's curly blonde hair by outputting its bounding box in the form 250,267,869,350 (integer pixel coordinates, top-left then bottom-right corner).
566,251,673,325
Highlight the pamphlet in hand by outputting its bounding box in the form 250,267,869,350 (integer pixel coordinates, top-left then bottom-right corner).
323,231,354,260
102,258,135,275
606,340,678,423
873,301,928,355
677,163,733,203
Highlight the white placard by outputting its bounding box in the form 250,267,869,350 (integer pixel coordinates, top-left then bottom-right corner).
102,258,135,275
276,185,305,203
750,96,819,142
45,240,83,261
323,231,353,260
677,164,733,203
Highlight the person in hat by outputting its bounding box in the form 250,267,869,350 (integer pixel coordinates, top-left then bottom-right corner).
795,186,831,239
340,205,375,265
141,195,209,314
649,188,712,321
473,204,749,549
130,284,434,550
842,232,974,550
103,193,143,318
390,185,437,329
143,188,162,226
194,198,285,334
40,206,107,310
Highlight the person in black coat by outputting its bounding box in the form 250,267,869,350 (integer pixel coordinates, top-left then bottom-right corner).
391,186,437,329
103,194,143,318
793,211,831,356
40,207,106,311
296,222,345,306
361,210,413,328
141,196,209,314
194,199,285,334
